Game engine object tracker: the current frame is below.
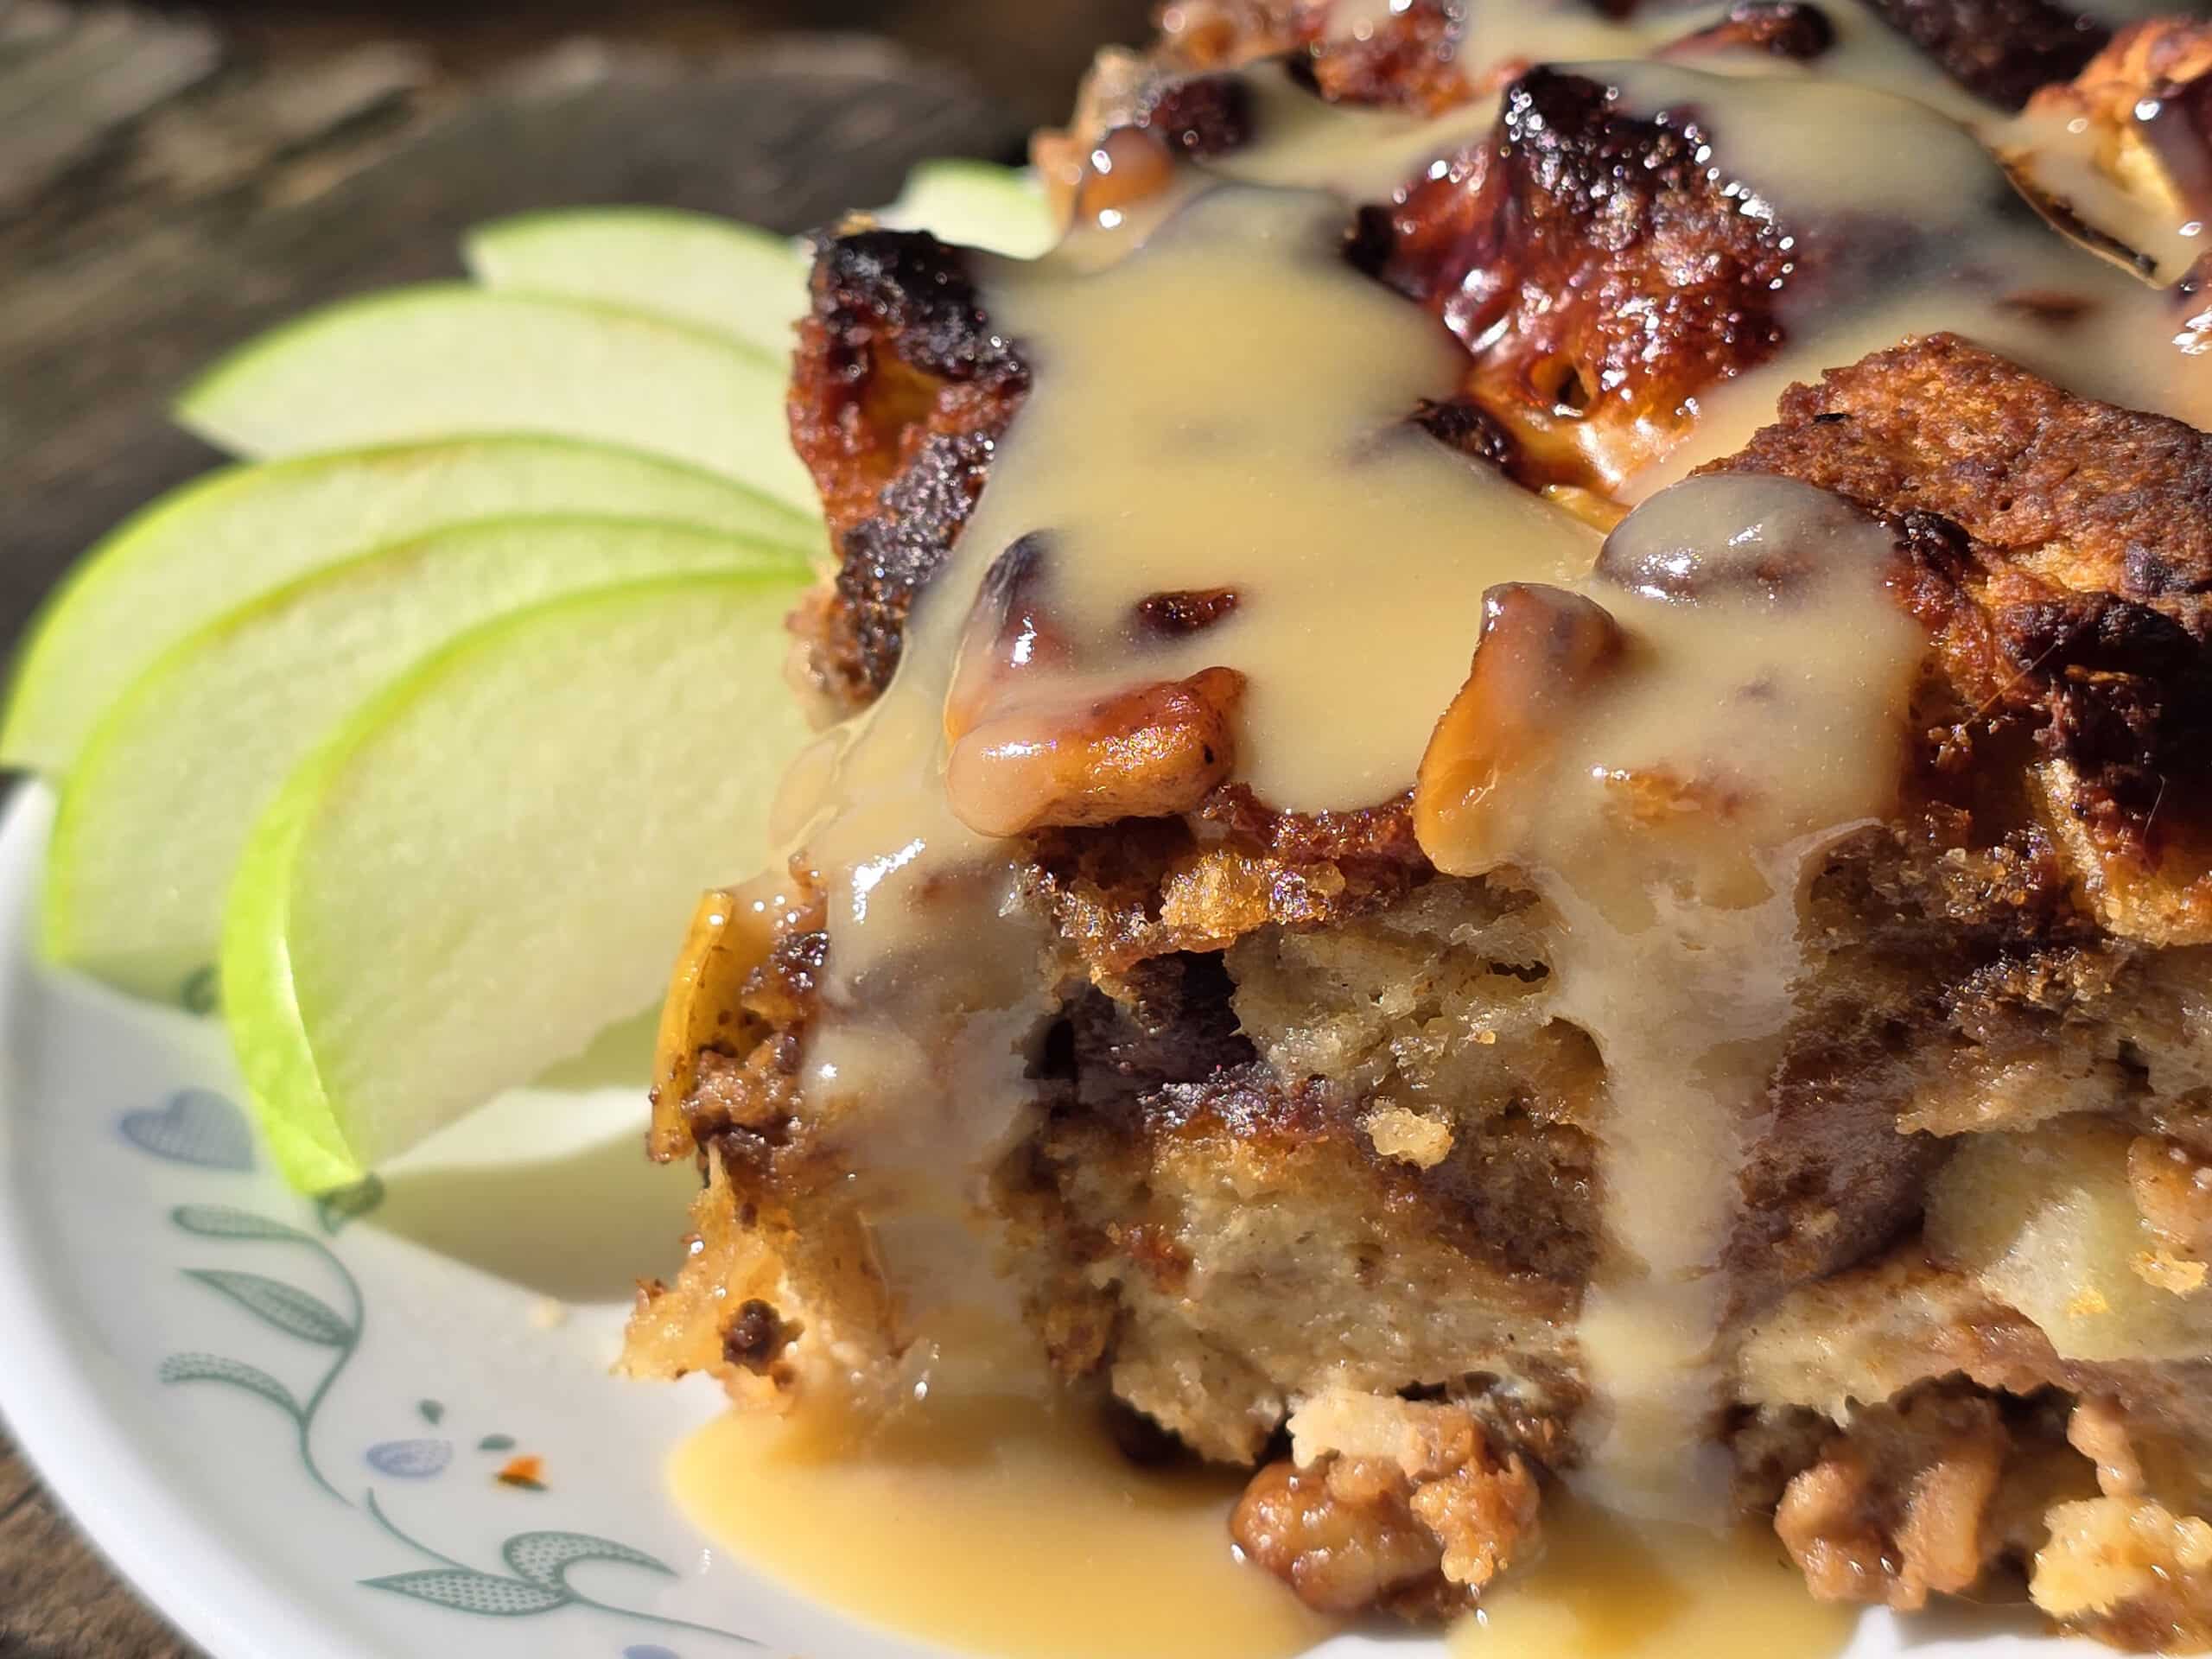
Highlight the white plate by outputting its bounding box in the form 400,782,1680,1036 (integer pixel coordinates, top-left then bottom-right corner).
0,784,2090,1659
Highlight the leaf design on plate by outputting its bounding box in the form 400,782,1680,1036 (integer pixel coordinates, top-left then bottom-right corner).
362,1568,569,1616
366,1439,453,1478
184,1268,354,1346
119,1089,253,1170
503,1532,674,1591
172,1205,313,1243
315,1173,386,1234
158,1352,302,1419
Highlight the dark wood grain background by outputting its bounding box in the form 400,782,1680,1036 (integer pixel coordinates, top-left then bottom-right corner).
0,2,1138,1651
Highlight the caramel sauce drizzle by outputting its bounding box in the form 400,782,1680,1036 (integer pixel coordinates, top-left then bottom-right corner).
1416,476,1924,1517
1613,64,2212,496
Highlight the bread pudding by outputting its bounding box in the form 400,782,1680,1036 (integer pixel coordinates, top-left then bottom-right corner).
627,1,2212,1645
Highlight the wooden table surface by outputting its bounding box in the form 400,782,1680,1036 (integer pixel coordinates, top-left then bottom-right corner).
0,1,1065,1649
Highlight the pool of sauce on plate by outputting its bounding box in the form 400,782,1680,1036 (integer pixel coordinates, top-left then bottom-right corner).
1448,1498,1858,1659
671,1402,1854,1659
670,1397,1330,1659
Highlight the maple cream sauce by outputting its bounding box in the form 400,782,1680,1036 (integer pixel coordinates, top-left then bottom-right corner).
1416,475,1925,1517
1610,66,2212,496
705,0,2209,1643
1212,0,2094,205
671,1399,1853,1659
672,1397,1332,1659
1449,1497,1859,1659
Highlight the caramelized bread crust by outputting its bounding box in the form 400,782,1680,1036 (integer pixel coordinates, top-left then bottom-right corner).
788,230,1029,708
1354,67,1797,490
1705,335,2212,944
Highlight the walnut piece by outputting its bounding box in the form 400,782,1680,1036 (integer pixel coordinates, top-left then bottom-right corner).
1235,1390,1542,1617
1773,1384,2010,1611
1414,582,1624,877
945,667,1244,836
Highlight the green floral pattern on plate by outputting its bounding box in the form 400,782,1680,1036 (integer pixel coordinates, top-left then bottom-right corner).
127,1088,754,1650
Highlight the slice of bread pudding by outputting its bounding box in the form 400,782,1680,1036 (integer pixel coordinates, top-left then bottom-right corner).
629,2,2212,1645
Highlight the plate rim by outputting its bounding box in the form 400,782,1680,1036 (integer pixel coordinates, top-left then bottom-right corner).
0,783,373,1659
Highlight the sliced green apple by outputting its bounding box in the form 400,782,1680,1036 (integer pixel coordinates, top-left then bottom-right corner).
0,436,820,778
174,285,814,511
44,517,800,1003
223,571,809,1191
877,159,1057,258
464,207,808,358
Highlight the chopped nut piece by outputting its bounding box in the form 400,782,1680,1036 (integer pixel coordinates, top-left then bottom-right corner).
1238,1392,1542,1616
1410,1457,1543,1592
2129,1133,2212,1264
1074,126,1180,223
1231,1459,1449,1615
1414,583,1624,877
2034,1495,2212,1644
945,667,1244,836
1774,1385,2010,1611
1364,1104,1456,1170
2069,1397,2147,1498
